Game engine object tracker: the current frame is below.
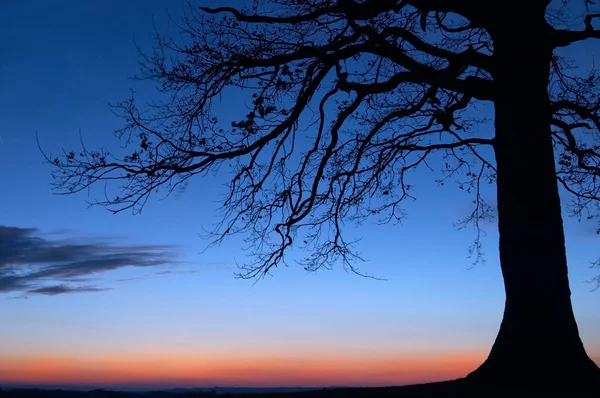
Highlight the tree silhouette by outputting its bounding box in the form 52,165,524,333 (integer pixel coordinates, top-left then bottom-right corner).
47,0,600,391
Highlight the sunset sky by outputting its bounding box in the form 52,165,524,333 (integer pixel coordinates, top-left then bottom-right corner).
1,0,599,391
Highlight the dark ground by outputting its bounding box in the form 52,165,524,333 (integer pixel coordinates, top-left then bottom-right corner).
1,379,599,398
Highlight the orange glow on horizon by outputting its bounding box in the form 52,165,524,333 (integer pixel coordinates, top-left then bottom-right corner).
0,351,486,388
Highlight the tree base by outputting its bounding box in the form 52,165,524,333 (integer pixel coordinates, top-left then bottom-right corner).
465,352,600,392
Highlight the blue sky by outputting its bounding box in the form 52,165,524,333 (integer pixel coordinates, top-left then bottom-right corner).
0,0,599,389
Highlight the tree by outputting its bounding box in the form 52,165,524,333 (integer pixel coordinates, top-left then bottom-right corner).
46,0,600,391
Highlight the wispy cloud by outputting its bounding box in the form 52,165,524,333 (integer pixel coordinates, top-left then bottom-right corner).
27,285,109,295
0,226,183,297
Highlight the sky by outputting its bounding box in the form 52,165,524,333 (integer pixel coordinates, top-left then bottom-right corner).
0,0,599,391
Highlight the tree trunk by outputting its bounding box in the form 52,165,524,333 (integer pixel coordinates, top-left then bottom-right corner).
465,11,600,391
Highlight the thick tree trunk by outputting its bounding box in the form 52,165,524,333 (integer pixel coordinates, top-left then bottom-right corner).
465,11,600,391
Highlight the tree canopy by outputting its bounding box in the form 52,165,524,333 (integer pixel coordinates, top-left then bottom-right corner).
47,0,600,279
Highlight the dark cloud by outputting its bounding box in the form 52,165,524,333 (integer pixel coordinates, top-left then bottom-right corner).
0,226,182,297
27,285,109,296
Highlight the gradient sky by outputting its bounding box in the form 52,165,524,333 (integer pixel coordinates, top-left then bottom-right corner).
1,0,599,390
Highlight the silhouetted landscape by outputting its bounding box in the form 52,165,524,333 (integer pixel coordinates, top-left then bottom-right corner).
0,386,323,396
2,380,600,398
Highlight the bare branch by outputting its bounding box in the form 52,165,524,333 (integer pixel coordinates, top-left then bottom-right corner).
552,13,600,47
45,0,596,281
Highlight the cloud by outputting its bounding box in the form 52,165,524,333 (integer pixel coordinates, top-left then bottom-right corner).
0,226,183,297
27,285,110,296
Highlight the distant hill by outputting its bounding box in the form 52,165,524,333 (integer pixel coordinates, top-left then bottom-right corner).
0,384,335,395
2,380,598,398
158,387,331,395
0,384,101,392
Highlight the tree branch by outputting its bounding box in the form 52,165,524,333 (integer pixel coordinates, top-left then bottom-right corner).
199,1,403,24
552,14,600,47
355,23,495,74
